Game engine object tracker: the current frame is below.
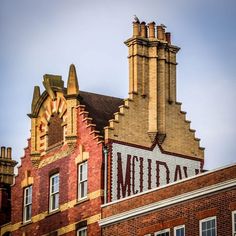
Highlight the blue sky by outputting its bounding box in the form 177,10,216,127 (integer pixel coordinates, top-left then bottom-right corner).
0,0,235,169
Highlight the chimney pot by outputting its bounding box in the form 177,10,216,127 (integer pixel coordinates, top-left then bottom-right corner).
133,22,140,37
7,147,12,159
1,146,6,158
166,32,171,44
140,22,147,38
157,25,165,40
148,22,156,38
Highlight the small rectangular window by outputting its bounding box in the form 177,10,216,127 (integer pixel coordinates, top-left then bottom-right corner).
174,225,185,236
200,216,217,236
154,229,170,236
49,173,59,212
232,211,236,236
78,162,88,199
77,227,87,236
23,185,32,222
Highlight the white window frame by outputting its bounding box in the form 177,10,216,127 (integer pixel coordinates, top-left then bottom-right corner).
23,185,32,223
154,228,170,236
232,210,236,236
200,216,217,236
78,162,88,200
49,173,59,212
174,225,185,236
77,226,87,236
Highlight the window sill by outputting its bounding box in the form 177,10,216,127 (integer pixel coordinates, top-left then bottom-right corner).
46,209,61,217
75,197,89,206
20,220,32,228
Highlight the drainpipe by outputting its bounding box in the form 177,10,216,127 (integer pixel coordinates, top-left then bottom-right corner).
103,145,108,204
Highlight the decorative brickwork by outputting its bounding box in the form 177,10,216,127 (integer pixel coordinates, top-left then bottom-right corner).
105,21,204,159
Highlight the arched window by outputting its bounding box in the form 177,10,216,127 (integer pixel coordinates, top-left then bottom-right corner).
47,113,63,148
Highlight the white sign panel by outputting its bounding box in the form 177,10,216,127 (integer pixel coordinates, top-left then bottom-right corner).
111,142,201,201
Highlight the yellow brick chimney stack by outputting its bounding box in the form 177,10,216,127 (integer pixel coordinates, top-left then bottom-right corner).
0,146,17,185
125,20,180,141
104,20,204,159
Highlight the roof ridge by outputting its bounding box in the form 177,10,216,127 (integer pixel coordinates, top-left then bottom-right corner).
80,90,123,100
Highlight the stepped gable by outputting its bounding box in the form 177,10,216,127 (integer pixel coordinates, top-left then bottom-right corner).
79,91,123,134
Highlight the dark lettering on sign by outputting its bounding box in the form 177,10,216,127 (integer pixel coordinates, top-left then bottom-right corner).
148,159,152,189
139,157,144,192
115,151,199,199
117,153,131,199
183,166,188,178
132,156,138,195
174,165,182,181
156,161,170,187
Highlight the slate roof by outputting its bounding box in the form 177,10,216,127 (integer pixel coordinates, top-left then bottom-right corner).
79,91,124,135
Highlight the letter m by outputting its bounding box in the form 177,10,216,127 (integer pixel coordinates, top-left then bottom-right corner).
117,152,131,200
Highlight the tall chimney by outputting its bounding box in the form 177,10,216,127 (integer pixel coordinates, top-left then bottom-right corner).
140,22,147,38
133,22,140,37
125,20,180,142
157,25,165,40
1,146,6,158
7,147,12,159
166,32,171,44
148,22,155,38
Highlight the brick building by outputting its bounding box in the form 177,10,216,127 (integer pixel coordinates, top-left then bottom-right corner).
0,20,235,236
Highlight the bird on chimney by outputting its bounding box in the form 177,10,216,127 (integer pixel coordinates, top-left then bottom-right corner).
160,23,167,28
134,15,140,23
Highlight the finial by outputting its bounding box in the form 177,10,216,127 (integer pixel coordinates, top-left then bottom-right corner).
67,64,79,96
31,86,41,113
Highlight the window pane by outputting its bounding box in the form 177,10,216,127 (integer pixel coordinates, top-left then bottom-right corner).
201,218,216,236
80,162,88,181
24,186,32,222
28,186,32,203
52,175,59,193
52,193,59,210
176,227,184,236
80,165,83,181
50,174,59,211
212,219,215,227
55,193,59,209
78,228,87,236
212,228,216,236
234,213,236,232
78,162,88,199
202,221,207,231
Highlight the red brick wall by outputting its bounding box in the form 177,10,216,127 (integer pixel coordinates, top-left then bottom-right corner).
102,188,236,236
9,106,103,235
